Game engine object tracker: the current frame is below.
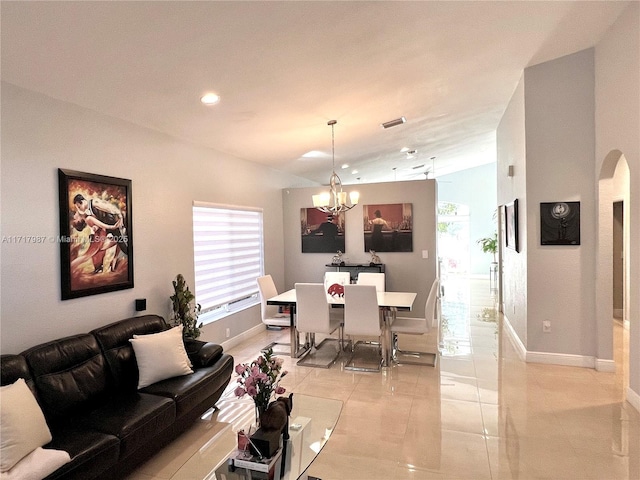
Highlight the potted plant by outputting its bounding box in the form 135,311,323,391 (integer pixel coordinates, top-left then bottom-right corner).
476,232,498,263
170,274,203,339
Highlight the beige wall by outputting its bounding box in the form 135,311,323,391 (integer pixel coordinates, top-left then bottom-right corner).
0,83,311,353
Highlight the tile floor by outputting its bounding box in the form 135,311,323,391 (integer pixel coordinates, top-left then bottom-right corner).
128,276,639,480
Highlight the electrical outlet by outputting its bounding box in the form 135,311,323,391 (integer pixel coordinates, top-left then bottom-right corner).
225,328,230,338
543,321,551,333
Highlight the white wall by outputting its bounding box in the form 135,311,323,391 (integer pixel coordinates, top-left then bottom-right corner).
496,3,639,409
524,48,597,356
437,163,497,275
281,180,437,318
496,77,528,345
595,1,639,403
0,83,312,353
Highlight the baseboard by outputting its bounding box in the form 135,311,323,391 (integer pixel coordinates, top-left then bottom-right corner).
502,315,526,361
220,324,265,351
503,316,615,370
595,358,616,372
526,351,596,368
627,387,640,414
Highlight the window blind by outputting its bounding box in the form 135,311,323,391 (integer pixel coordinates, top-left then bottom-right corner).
192,202,264,314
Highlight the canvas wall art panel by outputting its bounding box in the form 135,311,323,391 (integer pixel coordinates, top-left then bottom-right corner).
363,203,413,252
505,199,519,252
300,208,345,253
540,201,580,245
58,169,133,299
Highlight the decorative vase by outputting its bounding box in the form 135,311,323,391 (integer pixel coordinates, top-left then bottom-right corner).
255,401,267,428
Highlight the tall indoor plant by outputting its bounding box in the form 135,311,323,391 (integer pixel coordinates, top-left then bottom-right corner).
476,232,498,263
170,274,202,339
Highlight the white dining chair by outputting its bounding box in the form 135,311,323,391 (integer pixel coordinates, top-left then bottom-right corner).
343,284,383,372
294,283,343,368
256,275,291,355
390,277,440,366
356,272,386,292
324,271,351,295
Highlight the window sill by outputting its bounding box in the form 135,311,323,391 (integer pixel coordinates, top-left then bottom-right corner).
199,297,259,325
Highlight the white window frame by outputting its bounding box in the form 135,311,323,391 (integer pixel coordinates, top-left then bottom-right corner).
192,201,264,324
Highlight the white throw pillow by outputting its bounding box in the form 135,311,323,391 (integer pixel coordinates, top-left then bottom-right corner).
129,326,194,389
0,379,53,472
0,447,70,480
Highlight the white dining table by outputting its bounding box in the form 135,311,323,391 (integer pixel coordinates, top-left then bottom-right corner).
267,289,417,367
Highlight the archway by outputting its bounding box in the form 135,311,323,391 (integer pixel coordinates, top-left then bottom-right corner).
596,150,630,374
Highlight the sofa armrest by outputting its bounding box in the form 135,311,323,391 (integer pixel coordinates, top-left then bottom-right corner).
184,339,224,368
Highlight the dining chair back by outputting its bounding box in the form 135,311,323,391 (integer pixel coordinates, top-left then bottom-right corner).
343,284,382,371
256,275,290,355
390,277,440,366
294,283,343,368
295,283,335,334
356,272,386,292
324,271,351,295
257,275,290,328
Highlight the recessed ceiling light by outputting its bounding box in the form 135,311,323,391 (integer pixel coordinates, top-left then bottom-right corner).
351,169,359,174
341,164,349,169
302,150,327,158
200,93,220,105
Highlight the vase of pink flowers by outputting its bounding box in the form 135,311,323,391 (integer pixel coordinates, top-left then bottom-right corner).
233,348,287,427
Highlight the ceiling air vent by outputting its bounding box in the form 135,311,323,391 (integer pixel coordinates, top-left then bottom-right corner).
381,116,406,129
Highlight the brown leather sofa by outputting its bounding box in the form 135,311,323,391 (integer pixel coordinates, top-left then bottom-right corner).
0,315,234,480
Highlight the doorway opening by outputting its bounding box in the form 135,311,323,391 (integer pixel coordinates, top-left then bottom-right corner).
596,150,630,382
437,201,470,278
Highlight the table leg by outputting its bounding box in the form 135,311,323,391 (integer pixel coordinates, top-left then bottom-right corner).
381,308,396,368
289,305,310,358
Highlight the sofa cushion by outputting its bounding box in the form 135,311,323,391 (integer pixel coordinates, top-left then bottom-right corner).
44,423,120,480
22,334,110,420
91,315,169,391
0,378,53,472
79,392,175,459
141,353,234,419
130,326,193,389
0,355,36,393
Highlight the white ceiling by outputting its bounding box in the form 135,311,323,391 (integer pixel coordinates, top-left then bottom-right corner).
1,1,629,185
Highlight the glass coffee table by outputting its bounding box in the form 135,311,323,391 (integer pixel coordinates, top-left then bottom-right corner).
170,394,342,480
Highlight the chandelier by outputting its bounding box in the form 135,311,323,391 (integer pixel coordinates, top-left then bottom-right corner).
312,120,359,214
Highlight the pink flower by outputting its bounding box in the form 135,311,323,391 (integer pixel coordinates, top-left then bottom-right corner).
233,348,287,402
